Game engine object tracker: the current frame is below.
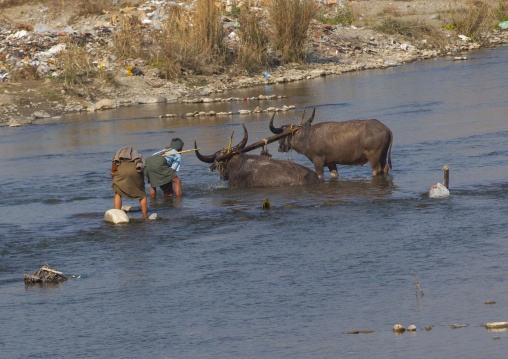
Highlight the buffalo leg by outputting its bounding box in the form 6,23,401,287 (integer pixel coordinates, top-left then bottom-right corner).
313,161,325,180
370,161,384,176
328,164,338,178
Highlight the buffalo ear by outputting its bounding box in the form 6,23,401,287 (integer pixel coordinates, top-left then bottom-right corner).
305,108,316,125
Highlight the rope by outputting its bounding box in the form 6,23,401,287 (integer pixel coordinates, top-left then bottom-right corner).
289,160,301,184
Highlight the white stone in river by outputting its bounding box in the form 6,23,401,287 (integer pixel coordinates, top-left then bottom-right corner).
149,213,158,220
104,209,129,224
429,182,450,198
407,325,416,331
393,324,405,332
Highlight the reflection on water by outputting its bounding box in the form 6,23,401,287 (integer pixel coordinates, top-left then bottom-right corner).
1,46,508,359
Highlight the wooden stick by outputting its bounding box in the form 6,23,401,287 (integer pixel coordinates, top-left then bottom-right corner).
299,106,306,125
215,126,302,162
161,148,199,157
41,266,64,275
443,165,449,189
228,130,234,152
412,271,424,296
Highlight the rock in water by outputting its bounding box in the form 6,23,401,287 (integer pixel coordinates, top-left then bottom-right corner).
104,209,129,224
429,182,450,198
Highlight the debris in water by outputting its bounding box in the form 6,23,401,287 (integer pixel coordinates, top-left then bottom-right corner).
450,324,469,329
261,197,272,210
23,263,67,284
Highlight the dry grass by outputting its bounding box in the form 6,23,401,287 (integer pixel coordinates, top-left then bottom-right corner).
56,36,96,84
112,15,147,61
444,0,503,39
375,18,450,47
153,0,226,79
269,0,318,62
236,10,270,73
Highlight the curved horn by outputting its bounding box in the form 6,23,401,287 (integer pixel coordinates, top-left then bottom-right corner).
268,113,283,134
305,108,316,124
230,124,248,152
194,140,217,163
237,124,248,149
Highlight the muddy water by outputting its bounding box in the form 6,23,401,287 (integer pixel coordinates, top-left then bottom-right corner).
1,46,507,358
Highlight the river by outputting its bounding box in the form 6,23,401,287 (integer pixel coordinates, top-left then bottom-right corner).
1,45,507,358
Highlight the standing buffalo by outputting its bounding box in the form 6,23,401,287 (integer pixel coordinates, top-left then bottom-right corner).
195,125,320,188
269,109,393,179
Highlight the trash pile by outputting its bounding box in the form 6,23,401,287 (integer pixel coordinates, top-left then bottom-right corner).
0,0,267,82
23,263,67,284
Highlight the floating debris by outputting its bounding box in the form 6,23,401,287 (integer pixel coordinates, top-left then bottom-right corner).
23,264,67,284
347,330,374,334
407,325,417,332
485,301,496,305
261,197,273,210
450,324,469,329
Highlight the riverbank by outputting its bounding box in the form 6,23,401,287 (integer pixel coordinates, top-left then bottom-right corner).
1,0,508,127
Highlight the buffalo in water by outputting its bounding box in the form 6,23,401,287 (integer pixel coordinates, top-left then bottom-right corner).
269,109,393,179
195,125,320,188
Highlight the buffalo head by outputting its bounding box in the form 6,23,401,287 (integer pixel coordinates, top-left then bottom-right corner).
195,124,248,180
269,108,315,152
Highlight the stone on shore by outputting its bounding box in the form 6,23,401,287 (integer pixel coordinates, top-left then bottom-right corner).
32,110,52,118
137,96,166,104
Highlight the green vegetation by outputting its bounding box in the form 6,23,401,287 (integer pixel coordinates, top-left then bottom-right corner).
317,5,356,26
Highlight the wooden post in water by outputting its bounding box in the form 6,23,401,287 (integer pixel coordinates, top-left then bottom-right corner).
443,165,449,189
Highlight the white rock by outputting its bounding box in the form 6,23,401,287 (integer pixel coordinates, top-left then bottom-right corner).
95,99,115,111
104,209,129,224
393,324,405,332
309,69,326,77
429,183,450,198
149,213,158,220
33,111,52,118
407,325,417,331
137,96,166,104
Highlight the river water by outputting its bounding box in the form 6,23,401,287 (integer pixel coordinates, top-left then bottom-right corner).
1,46,507,358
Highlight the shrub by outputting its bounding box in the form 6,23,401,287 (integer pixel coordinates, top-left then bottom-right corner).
269,0,317,63
375,17,448,47
317,4,356,26
236,10,270,73
446,0,498,39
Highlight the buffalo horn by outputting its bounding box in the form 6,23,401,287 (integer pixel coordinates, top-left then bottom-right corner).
194,141,217,163
268,113,283,134
305,108,316,124
230,124,248,151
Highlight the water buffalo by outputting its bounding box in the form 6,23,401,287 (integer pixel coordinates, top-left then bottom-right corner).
195,125,320,188
269,109,393,179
